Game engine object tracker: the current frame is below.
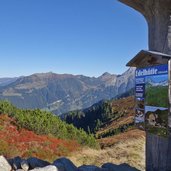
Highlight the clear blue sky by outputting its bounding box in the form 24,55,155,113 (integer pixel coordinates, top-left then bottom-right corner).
0,0,148,77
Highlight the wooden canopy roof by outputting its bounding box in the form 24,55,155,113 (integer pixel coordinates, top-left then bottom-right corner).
126,50,171,68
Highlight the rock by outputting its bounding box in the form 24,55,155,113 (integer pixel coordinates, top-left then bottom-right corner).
21,159,29,171
0,155,12,171
53,162,65,171
102,163,139,171
29,165,58,171
27,157,50,169
53,157,77,171
78,165,108,171
8,156,22,170
6,156,140,171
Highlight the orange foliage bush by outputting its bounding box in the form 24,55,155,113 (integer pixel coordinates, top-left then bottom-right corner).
0,114,80,161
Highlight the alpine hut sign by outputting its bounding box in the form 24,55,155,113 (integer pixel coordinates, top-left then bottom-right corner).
135,61,169,137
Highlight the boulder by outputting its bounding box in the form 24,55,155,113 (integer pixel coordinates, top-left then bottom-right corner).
0,155,12,171
8,156,22,170
27,157,50,169
52,162,65,171
53,157,77,171
29,165,58,171
5,155,141,171
21,159,29,171
102,163,139,171
78,165,108,171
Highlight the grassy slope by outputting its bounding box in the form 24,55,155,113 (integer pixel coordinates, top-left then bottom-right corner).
0,114,80,161
0,97,145,170
0,100,98,148
69,129,145,171
96,96,135,137
67,97,145,170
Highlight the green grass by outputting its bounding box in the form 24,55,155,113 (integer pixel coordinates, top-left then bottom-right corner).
146,126,167,137
145,86,168,108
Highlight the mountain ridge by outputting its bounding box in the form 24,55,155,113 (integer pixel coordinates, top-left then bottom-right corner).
0,77,19,87
0,68,135,115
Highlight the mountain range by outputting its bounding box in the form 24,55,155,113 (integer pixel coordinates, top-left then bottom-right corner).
147,79,168,87
0,77,19,87
0,68,135,115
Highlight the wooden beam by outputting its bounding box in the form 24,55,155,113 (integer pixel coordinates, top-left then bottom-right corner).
118,0,145,15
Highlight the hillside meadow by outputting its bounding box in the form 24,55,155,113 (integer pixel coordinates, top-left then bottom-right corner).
0,98,145,170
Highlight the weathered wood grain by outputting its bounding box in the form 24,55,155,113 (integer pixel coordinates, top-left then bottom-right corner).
119,0,171,170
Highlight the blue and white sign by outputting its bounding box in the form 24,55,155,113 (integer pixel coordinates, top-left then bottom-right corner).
135,64,169,136
135,64,168,77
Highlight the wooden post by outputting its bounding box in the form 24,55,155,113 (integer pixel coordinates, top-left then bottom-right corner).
118,0,171,170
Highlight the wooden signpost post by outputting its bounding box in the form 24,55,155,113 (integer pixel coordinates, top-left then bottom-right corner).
118,0,171,170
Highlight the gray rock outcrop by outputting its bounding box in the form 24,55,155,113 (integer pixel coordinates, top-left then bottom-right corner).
21,159,29,171
0,155,140,171
0,155,12,171
78,165,108,171
27,157,50,169
8,156,22,170
29,165,58,171
53,157,77,171
102,163,139,171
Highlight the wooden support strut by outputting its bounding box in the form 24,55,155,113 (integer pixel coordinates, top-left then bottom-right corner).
118,0,145,15
118,0,171,170
119,0,171,54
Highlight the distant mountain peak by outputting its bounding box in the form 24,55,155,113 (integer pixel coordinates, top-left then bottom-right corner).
32,71,54,76
101,72,112,76
98,72,117,86
99,72,116,79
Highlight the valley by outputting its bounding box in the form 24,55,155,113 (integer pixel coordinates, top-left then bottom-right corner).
63,96,135,139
